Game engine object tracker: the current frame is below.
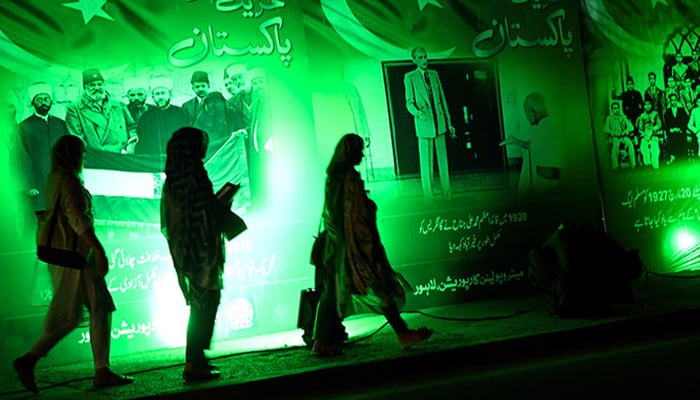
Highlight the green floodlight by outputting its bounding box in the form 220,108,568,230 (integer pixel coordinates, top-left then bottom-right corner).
664,226,700,273
151,277,189,348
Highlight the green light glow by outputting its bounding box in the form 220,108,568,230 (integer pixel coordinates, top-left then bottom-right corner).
152,276,189,348
1,0,699,369
663,225,700,273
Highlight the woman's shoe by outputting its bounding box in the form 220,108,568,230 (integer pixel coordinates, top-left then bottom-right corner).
182,362,221,382
93,367,135,388
12,354,38,394
398,327,434,349
312,340,343,357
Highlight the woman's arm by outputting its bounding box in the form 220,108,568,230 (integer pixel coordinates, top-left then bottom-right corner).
80,229,108,275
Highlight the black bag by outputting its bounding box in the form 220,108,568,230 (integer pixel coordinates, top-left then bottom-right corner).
220,210,247,241
35,195,86,270
310,230,327,268
297,288,319,347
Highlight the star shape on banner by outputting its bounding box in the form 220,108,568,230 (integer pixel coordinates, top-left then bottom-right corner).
418,0,443,12
63,0,115,25
651,0,668,7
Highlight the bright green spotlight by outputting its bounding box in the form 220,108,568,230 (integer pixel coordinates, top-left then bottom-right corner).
672,228,696,252
152,274,189,347
664,226,700,273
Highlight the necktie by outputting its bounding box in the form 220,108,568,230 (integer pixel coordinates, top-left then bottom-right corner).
424,71,433,102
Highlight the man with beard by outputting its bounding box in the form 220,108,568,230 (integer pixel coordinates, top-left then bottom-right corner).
124,77,150,124
135,76,188,155
66,68,137,154
224,63,264,207
224,63,252,133
19,82,67,211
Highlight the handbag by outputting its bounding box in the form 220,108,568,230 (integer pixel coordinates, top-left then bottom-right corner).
310,230,327,268
296,288,319,348
36,194,86,269
220,210,247,241
310,207,326,268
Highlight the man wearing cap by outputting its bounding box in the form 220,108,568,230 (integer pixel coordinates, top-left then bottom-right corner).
136,75,188,155
19,82,68,211
65,68,138,154
182,70,210,127
124,77,150,124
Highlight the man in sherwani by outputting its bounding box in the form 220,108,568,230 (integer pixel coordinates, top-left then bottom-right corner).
65,68,137,154
403,47,455,200
135,76,188,155
182,70,210,127
19,82,67,211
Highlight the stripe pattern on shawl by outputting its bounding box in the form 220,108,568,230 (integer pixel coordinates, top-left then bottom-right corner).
162,129,223,290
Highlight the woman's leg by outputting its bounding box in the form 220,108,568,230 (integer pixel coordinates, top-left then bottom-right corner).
29,320,77,357
312,265,344,356
186,285,221,367
382,302,408,334
89,309,111,370
14,304,79,393
382,301,433,349
312,268,338,344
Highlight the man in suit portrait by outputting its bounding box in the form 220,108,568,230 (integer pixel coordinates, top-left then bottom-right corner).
65,68,137,154
403,47,455,201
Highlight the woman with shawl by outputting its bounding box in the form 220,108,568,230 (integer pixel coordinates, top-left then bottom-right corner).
161,127,226,381
13,135,134,393
313,133,433,357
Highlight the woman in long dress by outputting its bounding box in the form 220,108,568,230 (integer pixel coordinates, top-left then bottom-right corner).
161,127,227,381
13,135,134,393
313,133,433,356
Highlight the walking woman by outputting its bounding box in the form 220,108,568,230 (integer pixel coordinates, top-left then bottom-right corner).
13,135,134,393
313,133,433,356
161,127,227,381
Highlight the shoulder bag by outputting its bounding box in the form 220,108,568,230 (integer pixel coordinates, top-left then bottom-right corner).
36,193,86,269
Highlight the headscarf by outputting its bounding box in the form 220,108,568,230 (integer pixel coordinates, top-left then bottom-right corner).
326,133,363,178
323,133,407,310
164,126,210,199
51,134,85,176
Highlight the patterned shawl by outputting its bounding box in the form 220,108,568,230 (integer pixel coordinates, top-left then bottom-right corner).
324,134,407,314
161,127,223,291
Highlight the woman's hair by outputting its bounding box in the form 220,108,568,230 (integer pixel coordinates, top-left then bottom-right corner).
165,126,209,171
326,133,364,175
51,134,85,175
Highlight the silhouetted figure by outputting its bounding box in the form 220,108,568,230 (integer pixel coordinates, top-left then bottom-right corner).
161,127,230,381
312,133,433,357
12,135,134,394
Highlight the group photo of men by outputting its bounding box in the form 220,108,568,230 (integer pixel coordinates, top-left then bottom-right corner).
10,63,271,221
605,48,700,170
